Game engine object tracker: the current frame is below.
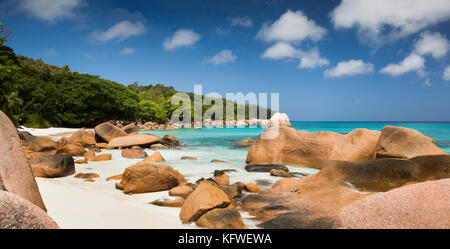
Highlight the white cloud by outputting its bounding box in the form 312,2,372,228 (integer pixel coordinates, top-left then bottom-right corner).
228,16,253,28
92,21,146,42
261,42,300,59
120,47,135,55
163,29,200,51
18,0,83,22
257,9,326,43
298,48,329,69
443,66,450,80
414,32,450,58
380,53,425,77
261,42,328,69
331,0,450,45
208,50,237,65
424,78,432,87
324,59,374,77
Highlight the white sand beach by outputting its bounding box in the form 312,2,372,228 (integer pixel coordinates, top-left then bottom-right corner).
25,127,318,229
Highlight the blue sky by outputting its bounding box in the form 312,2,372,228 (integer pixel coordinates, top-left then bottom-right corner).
1,0,450,121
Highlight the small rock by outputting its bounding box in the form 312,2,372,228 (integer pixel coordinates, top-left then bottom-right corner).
75,173,100,179
169,185,194,199
245,183,260,193
87,153,112,161
270,169,294,178
181,156,197,160
106,174,122,181
162,135,180,147
144,152,165,162
245,164,289,172
196,208,245,229
121,149,148,159
214,174,229,186
151,196,185,207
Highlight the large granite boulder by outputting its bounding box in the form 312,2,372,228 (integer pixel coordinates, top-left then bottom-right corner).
339,178,450,229
116,162,185,194
246,127,381,169
30,154,75,178
29,136,58,152
0,191,58,229
376,126,447,159
69,128,96,147
180,182,230,223
196,208,245,229
0,111,46,211
108,134,162,148
242,154,450,228
94,122,127,142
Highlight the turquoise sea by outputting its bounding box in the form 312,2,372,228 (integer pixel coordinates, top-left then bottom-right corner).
140,122,450,191
145,122,450,154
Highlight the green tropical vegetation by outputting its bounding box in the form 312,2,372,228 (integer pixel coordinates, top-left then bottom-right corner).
0,22,272,128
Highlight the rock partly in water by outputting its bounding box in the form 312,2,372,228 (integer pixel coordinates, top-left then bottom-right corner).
236,137,255,147
211,159,226,163
162,135,180,147
108,134,162,148
144,152,165,162
69,128,96,147
0,111,46,211
151,196,185,207
246,127,381,169
181,156,197,160
270,169,294,178
0,191,58,229
196,208,245,229
150,143,169,150
245,164,289,172
94,122,128,143
74,173,100,179
30,154,75,178
116,162,185,194
121,149,148,159
180,182,230,223
376,126,447,159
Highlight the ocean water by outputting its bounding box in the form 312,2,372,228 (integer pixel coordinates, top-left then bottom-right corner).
144,121,450,154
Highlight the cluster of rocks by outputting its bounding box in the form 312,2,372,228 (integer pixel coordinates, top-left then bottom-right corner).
243,125,450,228
145,169,263,229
